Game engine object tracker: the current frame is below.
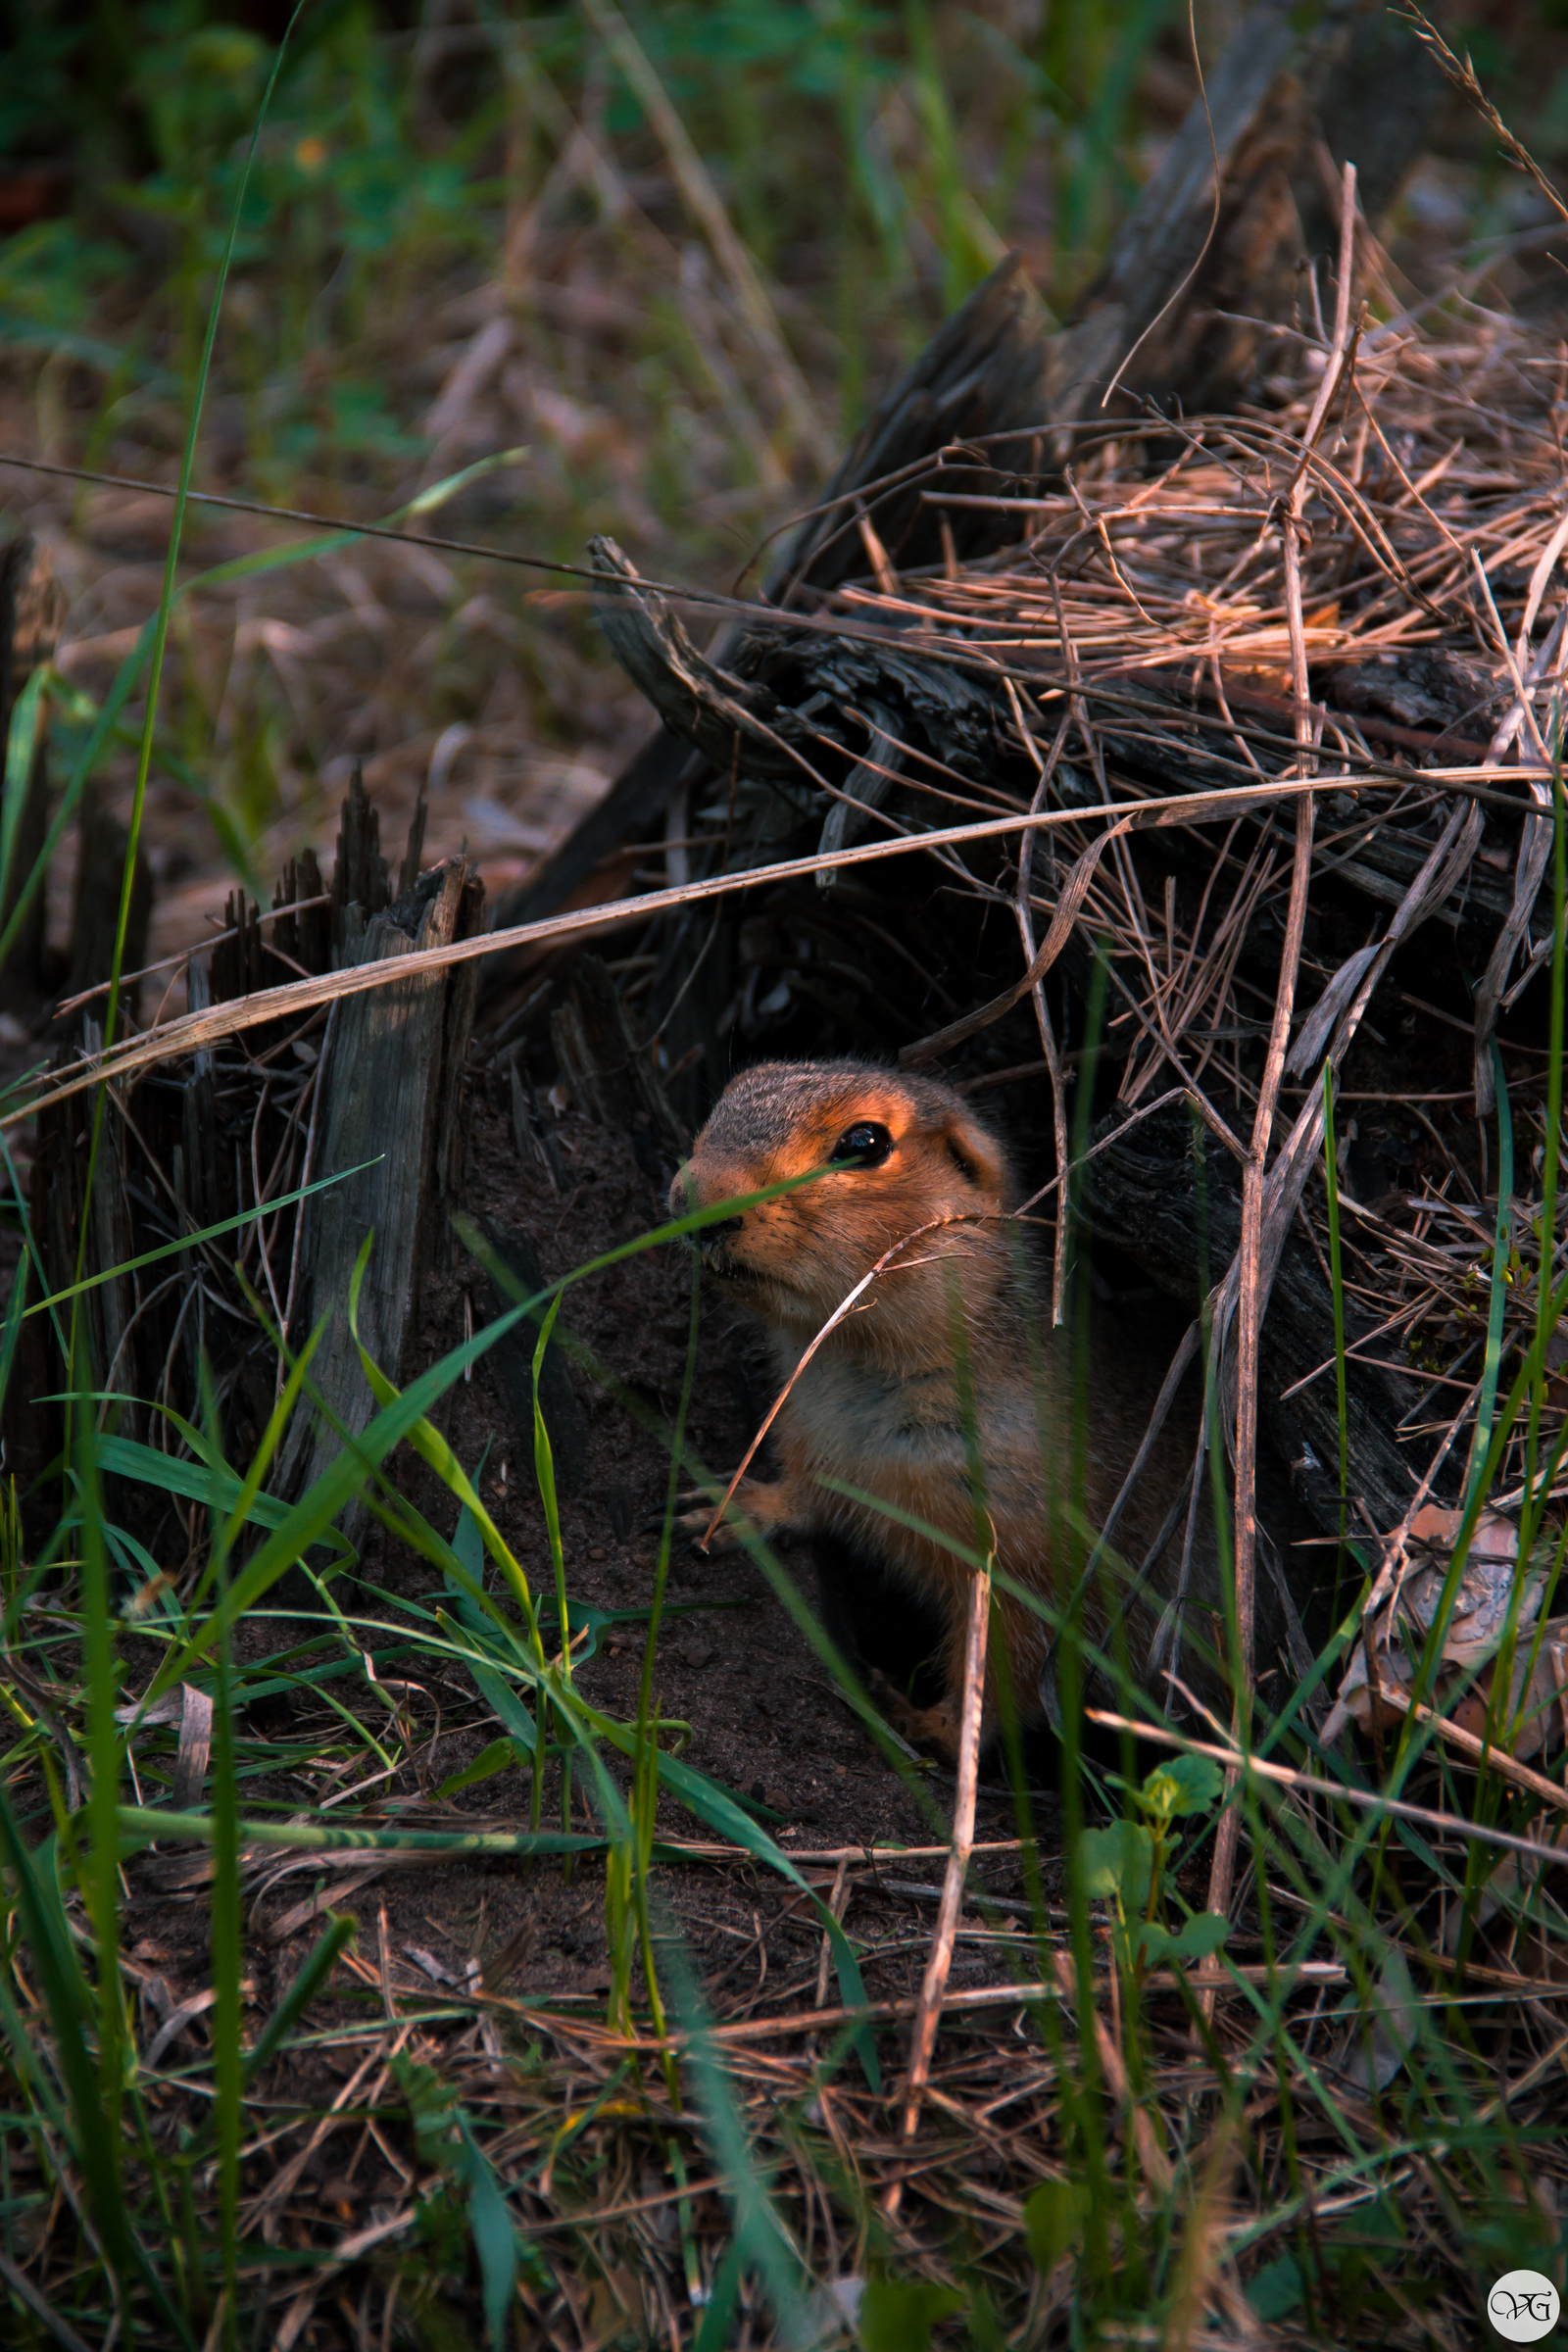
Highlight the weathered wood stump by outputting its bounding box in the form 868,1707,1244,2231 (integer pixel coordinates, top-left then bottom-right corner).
275,851,483,1519
8,770,485,1554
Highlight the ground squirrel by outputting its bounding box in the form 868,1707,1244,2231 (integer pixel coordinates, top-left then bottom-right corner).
671,1058,1248,1759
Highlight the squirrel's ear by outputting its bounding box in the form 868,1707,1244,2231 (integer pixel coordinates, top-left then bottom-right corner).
940,1109,1011,1200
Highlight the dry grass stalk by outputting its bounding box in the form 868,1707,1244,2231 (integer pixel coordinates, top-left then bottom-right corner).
1400,5,1568,234
1204,164,1360,1934
700,1208,983,1547
9,767,1530,1134
885,1559,991,2219
1050,1949,1175,2202
1363,1681,1568,1812
576,0,836,474
1005,677,1075,1324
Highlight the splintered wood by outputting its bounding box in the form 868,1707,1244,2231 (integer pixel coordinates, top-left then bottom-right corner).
7,770,485,1530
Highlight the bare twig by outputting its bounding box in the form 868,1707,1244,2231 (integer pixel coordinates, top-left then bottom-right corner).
885,1558,991,2217
1206,170,1351,1936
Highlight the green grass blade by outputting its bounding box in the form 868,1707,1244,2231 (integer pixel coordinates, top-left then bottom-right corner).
88,1429,346,1554
1528,751,1565,1518
0,666,46,951
26,1158,382,1321
190,446,533,596
0,442,533,948
662,1929,810,2347
0,1245,27,1431
456,2118,522,2351
0,630,151,980
73,1406,123,2181
628,1249,702,2048
63,25,310,1468
1321,1065,1351,1617
1466,1039,1514,1501
0,1796,176,2333
140,1268,566,1700
201,1370,241,2347
118,1808,604,1864
89,9,309,1079
651,1750,881,2088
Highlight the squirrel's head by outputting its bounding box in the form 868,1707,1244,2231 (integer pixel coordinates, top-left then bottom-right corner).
670,1059,1018,1353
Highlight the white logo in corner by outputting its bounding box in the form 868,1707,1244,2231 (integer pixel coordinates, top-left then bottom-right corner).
1489,2271,1561,2344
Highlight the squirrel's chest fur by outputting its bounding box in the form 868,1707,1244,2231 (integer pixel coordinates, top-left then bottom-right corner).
764,1320,1049,1552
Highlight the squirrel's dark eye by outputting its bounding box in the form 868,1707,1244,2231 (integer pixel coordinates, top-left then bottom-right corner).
831,1121,894,1169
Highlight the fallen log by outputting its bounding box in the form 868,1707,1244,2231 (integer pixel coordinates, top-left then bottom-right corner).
490,0,1446,965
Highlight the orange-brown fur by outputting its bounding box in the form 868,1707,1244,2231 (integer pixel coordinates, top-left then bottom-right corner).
672,1059,1236,1758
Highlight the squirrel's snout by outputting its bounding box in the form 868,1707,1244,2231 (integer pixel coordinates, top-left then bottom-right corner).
669,1166,746,1255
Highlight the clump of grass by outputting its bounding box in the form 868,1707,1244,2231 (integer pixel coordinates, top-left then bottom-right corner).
1,980,1567,2345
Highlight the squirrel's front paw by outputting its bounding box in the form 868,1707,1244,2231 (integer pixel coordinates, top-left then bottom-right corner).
667,1479,797,1553
672,1487,742,1552
866,1669,962,1767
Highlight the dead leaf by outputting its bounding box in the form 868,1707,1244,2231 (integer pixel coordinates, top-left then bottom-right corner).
1334,1950,1420,2092
1322,1508,1544,1741
1451,1616,1568,1762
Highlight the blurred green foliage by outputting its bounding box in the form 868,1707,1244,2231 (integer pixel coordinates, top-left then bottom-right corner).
7,0,1555,884
0,0,1192,481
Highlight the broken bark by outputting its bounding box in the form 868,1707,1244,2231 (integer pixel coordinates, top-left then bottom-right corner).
6,768,486,1557
1051,0,1442,428
276,854,485,1520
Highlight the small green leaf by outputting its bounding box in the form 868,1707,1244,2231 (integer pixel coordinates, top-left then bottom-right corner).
858,2277,964,2352
1023,2178,1088,2275
1143,1753,1223,1816
1167,1911,1230,1961
1128,1919,1175,1964
1078,1820,1152,1908
1248,2254,1304,2319
1078,1825,1121,1897
434,1738,526,1801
